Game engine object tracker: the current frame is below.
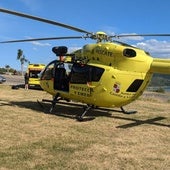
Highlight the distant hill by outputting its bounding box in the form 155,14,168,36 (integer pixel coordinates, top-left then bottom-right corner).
149,74,170,87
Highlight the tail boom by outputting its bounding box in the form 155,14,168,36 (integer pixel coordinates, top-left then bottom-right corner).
150,58,170,74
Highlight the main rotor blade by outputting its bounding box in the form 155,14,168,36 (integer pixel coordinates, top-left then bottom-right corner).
0,8,92,35
0,36,88,43
110,34,170,38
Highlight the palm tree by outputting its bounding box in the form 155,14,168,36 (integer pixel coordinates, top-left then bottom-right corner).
17,49,30,75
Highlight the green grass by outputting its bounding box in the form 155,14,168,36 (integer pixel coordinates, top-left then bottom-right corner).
0,85,170,169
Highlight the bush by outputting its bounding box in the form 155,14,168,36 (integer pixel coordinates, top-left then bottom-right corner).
154,87,165,93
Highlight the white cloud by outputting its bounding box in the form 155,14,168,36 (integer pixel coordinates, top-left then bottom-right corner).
23,36,51,46
106,31,144,41
68,46,81,53
30,41,51,47
119,33,144,41
135,39,170,58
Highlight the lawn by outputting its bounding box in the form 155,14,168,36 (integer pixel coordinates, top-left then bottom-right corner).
0,85,170,170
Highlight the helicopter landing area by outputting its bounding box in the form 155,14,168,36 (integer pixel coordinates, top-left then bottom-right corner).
0,85,169,170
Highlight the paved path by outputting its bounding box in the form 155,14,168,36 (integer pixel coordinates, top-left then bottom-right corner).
1,74,24,85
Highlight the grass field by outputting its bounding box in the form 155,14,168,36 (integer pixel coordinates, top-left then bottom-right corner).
0,85,170,170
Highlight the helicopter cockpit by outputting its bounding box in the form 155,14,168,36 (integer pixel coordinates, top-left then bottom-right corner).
40,58,105,93
40,60,70,91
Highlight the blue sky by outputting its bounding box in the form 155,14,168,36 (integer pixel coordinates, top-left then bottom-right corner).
0,0,170,70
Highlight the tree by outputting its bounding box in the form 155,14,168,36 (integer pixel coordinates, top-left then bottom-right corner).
5,65,10,73
17,49,30,75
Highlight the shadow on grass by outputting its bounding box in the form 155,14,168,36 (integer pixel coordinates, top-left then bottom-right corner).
114,116,170,128
9,100,170,128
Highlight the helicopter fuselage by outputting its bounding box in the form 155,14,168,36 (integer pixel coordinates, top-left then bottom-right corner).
40,42,155,108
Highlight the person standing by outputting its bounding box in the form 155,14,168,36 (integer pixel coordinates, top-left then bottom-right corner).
24,72,29,90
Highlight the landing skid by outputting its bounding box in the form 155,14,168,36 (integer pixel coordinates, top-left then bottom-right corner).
37,93,62,114
120,107,137,114
49,93,61,113
76,105,94,121
37,98,137,121
76,106,137,121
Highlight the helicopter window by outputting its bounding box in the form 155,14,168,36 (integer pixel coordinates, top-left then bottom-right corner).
40,62,55,80
91,67,104,81
123,48,136,58
70,64,104,84
126,79,144,92
70,64,88,84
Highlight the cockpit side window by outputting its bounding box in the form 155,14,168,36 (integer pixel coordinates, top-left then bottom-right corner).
91,67,105,81
70,63,104,84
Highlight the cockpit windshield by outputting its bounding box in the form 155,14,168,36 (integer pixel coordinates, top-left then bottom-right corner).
40,60,73,80
40,61,55,80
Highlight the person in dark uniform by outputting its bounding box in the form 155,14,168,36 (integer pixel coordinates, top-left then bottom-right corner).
24,72,29,90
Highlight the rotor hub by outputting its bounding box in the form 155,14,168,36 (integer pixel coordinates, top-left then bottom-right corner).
90,31,110,42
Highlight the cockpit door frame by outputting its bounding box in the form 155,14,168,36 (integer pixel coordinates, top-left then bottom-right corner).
53,61,69,91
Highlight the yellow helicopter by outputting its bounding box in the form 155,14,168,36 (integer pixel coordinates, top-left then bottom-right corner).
0,8,170,121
